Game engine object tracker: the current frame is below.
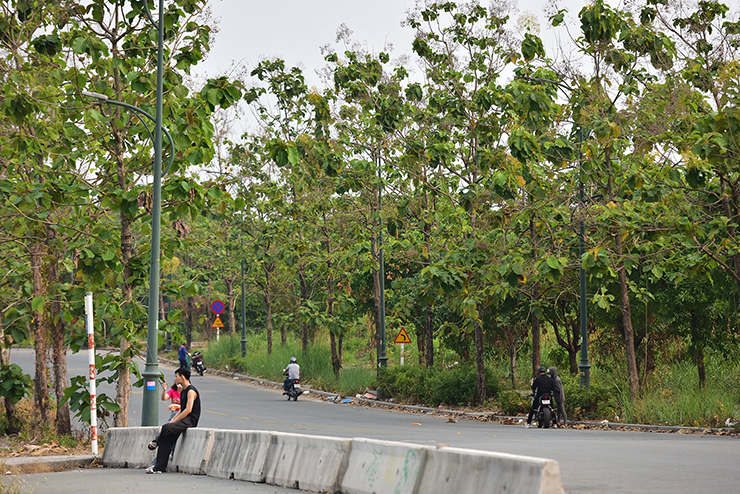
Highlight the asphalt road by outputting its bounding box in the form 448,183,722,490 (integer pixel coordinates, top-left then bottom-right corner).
3,468,300,494
10,347,740,494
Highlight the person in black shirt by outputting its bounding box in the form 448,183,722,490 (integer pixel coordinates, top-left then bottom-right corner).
146,367,201,473
526,366,554,428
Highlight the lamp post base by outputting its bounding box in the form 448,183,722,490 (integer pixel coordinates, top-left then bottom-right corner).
579,362,591,389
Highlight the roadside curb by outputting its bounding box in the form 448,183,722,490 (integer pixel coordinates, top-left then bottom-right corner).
156,357,738,436
1,454,97,472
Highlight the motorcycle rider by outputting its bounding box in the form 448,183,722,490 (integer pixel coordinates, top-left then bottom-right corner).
548,366,567,426
526,365,555,428
283,357,300,392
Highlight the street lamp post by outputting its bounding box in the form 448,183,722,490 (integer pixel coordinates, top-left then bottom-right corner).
376,152,387,370
82,0,169,426
522,76,591,388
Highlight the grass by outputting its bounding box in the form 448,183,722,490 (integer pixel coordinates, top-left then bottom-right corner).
203,333,377,396
616,357,740,427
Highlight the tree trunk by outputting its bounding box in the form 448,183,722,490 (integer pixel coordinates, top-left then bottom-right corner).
226,279,235,334
299,262,308,354
474,317,486,404
264,265,273,353
531,309,540,379
327,264,341,378
614,233,639,401
530,218,540,378
425,303,434,369
690,313,706,388
115,336,131,427
30,243,50,426
186,296,194,348
47,229,71,435
509,339,517,390
416,324,425,366
330,332,340,378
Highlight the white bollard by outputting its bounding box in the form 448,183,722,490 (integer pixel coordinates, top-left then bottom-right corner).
85,292,98,455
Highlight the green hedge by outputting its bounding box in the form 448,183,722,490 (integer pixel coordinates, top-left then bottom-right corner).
562,379,619,420
378,365,499,407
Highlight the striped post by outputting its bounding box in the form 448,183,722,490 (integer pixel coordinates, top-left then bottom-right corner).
85,292,98,455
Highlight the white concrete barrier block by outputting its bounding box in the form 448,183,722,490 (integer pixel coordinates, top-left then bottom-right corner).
264,432,351,493
171,428,214,474
341,438,427,494
101,427,159,469
206,430,272,482
416,446,566,494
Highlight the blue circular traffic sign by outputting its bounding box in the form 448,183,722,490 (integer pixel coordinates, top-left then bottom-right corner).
211,300,225,314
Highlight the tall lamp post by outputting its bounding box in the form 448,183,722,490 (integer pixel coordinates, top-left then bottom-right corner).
82,0,170,426
376,152,387,370
522,76,591,388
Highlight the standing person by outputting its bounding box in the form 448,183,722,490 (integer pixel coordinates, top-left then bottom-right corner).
161,381,181,422
178,343,189,370
526,366,554,428
146,368,201,474
548,367,567,426
283,356,300,392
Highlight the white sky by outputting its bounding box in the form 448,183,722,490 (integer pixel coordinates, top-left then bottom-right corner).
193,0,596,86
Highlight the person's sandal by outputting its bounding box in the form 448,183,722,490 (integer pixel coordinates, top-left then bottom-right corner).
147,439,158,451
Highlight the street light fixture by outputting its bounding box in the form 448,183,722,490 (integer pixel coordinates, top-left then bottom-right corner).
83,0,169,426
522,76,591,388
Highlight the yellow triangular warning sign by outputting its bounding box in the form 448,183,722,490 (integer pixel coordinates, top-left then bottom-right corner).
212,315,225,328
394,328,412,344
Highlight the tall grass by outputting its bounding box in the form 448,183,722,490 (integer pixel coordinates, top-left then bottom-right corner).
203,333,377,396
618,358,740,427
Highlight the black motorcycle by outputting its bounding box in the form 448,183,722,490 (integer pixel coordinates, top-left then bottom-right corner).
532,393,556,428
191,351,206,376
283,375,302,401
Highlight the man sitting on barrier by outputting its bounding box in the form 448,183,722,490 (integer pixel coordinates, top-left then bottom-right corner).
146,367,201,474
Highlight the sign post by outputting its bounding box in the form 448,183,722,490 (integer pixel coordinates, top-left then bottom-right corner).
393,328,412,366
211,300,224,342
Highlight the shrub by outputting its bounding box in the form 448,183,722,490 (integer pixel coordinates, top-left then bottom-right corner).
563,379,618,420
497,390,530,416
378,365,499,407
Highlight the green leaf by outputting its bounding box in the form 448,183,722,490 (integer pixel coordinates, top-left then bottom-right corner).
31,296,45,313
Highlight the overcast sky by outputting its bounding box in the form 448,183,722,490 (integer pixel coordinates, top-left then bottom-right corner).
193,0,598,86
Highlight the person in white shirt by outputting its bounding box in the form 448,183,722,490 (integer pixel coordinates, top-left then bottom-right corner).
283,357,300,391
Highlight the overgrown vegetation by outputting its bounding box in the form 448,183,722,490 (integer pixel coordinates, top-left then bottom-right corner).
202,331,740,427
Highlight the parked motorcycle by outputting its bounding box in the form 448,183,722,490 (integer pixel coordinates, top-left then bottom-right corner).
283,376,302,401
191,351,206,376
531,393,556,428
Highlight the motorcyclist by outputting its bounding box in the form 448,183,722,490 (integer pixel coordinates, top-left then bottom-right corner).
526,365,554,428
283,357,300,392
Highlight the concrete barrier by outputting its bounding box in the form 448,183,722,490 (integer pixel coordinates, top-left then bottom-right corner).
206,430,272,482
102,427,566,494
340,438,426,494
415,446,565,494
101,426,158,468
263,432,351,493
171,427,214,474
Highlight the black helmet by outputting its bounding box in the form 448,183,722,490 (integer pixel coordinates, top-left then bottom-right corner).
537,366,546,374
290,357,297,363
